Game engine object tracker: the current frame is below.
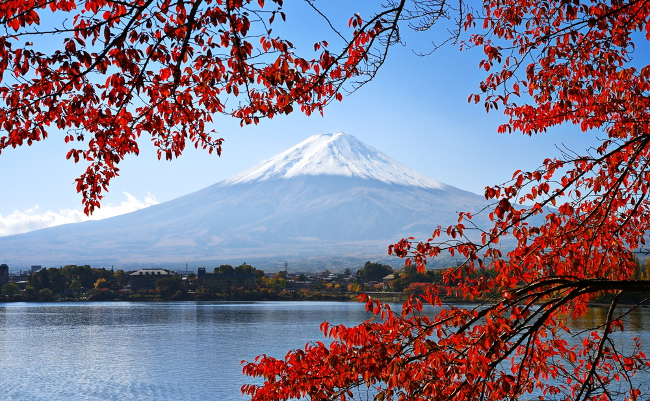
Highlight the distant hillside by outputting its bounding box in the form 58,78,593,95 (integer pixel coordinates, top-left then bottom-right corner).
0,133,490,271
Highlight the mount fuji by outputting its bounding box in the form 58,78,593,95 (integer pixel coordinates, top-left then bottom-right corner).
0,133,491,270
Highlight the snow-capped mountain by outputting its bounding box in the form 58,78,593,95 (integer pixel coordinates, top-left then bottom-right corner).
0,133,490,270
222,132,446,189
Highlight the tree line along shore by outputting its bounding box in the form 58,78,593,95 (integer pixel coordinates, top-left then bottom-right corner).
0,261,475,302
3,260,649,304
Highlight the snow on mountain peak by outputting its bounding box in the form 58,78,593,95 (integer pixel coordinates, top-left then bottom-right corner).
220,132,447,189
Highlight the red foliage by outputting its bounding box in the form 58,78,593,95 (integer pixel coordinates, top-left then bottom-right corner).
403,281,434,296
0,0,386,213
242,0,650,400
4,0,650,399
243,294,648,400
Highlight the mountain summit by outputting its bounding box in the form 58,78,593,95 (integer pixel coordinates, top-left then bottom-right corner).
222,132,446,189
0,133,489,270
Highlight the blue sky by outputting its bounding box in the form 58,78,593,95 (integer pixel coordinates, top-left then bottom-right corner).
0,1,600,235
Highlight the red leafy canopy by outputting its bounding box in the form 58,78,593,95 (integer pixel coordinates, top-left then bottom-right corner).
243,0,650,400
0,0,387,213
243,293,649,400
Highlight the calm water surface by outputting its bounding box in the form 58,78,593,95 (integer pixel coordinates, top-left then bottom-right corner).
1,301,649,400
0,301,377,400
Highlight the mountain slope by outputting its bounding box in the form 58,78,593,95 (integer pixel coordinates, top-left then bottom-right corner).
0,133,490,269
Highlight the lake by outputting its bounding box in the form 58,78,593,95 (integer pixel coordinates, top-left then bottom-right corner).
0,301,378,400
0,301,648,400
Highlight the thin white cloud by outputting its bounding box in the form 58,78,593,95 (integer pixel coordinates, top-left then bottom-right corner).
0,192,159,237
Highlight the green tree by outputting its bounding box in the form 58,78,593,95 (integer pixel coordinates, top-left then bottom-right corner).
111,270,127,290
214,264,234,274
1,283,19,297
273,271,288,280
155,275,182,299
46,268,66,295
69,280,82,295
23,286,37,301
73,265,97,289
37,288,54,301
262,275,288,292
234,263,256,275
356,261,393,282
194,286,213,301
28,268,50,291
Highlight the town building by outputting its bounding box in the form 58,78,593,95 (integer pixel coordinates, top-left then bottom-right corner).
128,269,175,290
0,264,8,287
382,274,395,291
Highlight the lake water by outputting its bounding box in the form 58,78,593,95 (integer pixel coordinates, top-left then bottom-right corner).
0,301,649,400
0,301,378,400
